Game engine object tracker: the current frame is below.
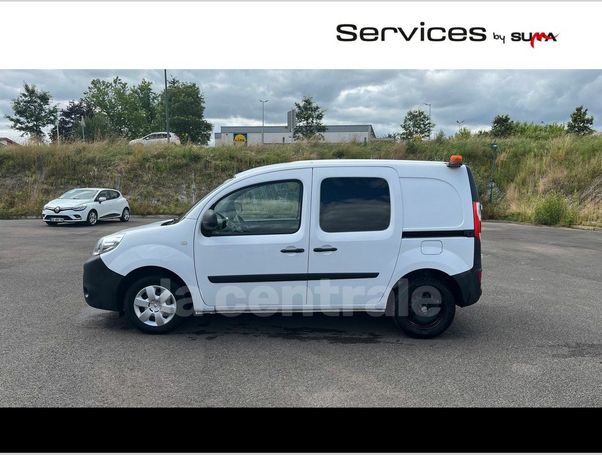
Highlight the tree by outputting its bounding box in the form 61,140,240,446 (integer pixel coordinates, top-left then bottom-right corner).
155,78,212,144
399,109,433,141
567,106,594,135
293,96,326,141
83,77,155,139
491,114,515,137
6,83,58,141
50,100,94,142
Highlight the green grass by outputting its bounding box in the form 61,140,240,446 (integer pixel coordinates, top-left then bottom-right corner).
1,137,601,226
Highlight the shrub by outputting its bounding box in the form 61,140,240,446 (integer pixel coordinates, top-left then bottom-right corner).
532,193,569,225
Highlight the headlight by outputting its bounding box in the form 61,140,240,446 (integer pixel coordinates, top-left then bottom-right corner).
93,233,124,255
43,205,50,210
70,205,87,211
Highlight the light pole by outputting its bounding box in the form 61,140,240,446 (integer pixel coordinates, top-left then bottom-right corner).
259,99,269,144
489,142,498,204
423,103,432,139
164,69,170,144
456,120,465,132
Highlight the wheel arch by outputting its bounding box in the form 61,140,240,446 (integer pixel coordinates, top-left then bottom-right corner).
117,265,190,312
385,268,463,316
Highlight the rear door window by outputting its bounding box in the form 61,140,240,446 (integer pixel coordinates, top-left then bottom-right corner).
319,177,391,232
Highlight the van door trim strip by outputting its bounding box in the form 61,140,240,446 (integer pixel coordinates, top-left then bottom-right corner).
208,273,379,283
402,230,475,238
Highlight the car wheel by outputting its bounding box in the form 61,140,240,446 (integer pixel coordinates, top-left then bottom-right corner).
86,210,98,226
124,275,188,334
120,207,130,222
393,275,456,338
45,221,58,226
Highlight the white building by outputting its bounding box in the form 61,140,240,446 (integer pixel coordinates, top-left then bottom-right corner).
215,110,376,146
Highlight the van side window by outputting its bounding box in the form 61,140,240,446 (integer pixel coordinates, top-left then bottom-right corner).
320,177,390,232
210,180,302,236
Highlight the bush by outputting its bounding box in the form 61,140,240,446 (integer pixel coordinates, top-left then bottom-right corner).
532,193,570,225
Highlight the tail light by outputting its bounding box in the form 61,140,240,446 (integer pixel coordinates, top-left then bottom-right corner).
473,201,482,240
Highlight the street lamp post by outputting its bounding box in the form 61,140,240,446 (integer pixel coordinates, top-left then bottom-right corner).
164,69,170,144
259,99,269,144
456,120,465,132
489,142,498,204
424,103,432,139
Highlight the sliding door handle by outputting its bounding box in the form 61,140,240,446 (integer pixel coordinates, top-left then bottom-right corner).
313,246,337,253
280,247,305,254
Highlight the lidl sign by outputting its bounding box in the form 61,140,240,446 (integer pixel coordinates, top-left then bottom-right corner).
233,133,247,144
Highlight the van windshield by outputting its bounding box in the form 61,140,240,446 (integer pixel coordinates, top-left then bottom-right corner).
167,178,234,223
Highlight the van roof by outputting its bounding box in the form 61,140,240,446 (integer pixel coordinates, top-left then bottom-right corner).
234,159,450,179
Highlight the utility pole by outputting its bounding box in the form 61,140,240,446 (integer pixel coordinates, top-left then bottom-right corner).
424,103,432,139
164,69,170,144
489,142,498,204
259,99,269,144
456,120,465,132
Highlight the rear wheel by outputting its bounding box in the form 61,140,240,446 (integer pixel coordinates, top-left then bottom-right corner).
124,275,188,334
393,275,456,338
86,210,98,226
120,207,130,222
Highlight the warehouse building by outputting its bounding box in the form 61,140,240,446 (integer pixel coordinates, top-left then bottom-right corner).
214,110,376,145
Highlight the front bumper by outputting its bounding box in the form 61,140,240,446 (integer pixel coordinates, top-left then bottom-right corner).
42,209,86,222
83,255,124,311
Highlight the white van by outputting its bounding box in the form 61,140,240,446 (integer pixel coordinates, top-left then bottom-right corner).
83,156,482,338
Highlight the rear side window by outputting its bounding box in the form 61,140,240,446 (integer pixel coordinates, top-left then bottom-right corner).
320,177,390,232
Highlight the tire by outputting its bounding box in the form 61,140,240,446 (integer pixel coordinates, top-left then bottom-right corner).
86,210,98,226
45,221,58,226
123,275,188,334
120,207,130,222
393,275,456,338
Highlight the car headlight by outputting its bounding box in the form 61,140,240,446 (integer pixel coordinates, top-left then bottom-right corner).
43,205,50,210
93,233,125,255
70,205,87,211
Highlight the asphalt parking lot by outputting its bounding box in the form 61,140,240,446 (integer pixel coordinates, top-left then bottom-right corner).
0,218,600,407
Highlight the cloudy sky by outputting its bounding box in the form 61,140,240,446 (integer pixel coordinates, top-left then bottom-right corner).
1,69,601,143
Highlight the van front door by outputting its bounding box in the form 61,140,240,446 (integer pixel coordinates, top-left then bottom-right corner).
195,169,312,312
307,167,402,311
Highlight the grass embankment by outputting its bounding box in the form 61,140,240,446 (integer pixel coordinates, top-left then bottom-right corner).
0,137,601,226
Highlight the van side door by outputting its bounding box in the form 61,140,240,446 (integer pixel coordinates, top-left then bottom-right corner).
195,169,312,312
307,166,402,310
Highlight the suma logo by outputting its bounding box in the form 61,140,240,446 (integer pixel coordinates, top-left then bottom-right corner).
511,32,559,48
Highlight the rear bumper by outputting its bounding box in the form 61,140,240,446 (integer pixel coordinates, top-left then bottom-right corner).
83,255,124,311
452,266,482,307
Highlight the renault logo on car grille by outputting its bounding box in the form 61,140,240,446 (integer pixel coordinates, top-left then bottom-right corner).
54,207,60,213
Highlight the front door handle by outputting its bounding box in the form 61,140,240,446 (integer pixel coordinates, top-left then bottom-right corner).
280,247,305,254
313,246,337,252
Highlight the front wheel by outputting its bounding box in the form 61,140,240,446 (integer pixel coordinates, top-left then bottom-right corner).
120,207,130,222
124,276,189,334
393,275,456,338
86,210,98,226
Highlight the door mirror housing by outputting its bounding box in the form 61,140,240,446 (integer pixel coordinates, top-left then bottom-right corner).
201,209,219,235
201,209,227,235
97,196,107,203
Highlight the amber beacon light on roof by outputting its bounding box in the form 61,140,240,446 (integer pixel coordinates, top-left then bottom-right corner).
447,154,463,168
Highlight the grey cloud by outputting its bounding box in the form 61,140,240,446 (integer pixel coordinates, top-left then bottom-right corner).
0,69,600,142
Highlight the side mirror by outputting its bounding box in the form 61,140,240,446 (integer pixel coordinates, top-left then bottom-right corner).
98,196,107,203
201,209,219,234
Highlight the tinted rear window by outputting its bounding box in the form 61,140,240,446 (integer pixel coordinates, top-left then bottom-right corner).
320,177,390,232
